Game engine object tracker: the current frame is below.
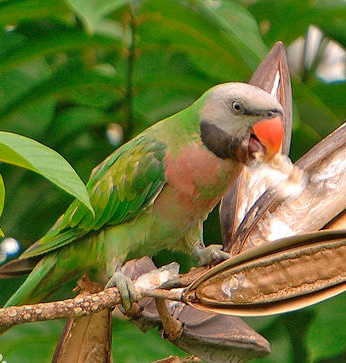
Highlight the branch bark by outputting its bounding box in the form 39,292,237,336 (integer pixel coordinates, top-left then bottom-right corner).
0,264,206,329
0,286,183,328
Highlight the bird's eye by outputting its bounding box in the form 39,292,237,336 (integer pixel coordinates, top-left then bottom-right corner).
231,101,243,113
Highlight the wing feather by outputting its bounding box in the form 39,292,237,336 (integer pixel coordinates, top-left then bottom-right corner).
21,135,167,259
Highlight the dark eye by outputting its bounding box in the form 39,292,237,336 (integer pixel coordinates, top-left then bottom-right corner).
231,101,243,113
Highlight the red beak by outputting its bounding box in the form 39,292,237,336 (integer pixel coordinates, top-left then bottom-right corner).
252,116,284,158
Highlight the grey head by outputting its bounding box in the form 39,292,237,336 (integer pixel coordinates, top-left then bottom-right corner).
199,82,284,162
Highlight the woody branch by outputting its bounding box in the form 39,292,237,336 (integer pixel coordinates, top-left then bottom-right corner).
0,286,184,328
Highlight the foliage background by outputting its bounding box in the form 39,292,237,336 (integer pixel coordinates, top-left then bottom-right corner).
0,0,346,362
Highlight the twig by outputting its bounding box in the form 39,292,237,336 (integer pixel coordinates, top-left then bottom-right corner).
0,287,184,328
154,297,183,341
124,4,136,140
151,356,201,363
152,357,182,363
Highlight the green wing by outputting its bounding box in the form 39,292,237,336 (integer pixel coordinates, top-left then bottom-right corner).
21,134,167,258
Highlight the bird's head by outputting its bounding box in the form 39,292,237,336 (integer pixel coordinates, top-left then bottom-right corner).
199,82,284,163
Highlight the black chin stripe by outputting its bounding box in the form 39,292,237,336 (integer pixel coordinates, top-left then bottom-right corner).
200,120,239,159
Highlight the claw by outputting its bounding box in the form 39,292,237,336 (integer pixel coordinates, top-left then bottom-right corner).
106,268,140,311
195,244,231,266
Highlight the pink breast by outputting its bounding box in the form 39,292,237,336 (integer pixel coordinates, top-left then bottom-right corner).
153,142,239,224
165,143,231,197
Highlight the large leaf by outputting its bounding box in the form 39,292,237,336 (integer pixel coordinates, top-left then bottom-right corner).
0,33,56,139
292,80,341,138
65,0,131,32
0,66,56,138
191,0,267,70
0,132,93,213
248,0,313,45
133,50,212,125
0,173,4,217
0,0,69,25
47,107,110,144
0,319,185,363
0,67,122,123
310,81,346,121
0,32,121,74
249,0,346,48
312,1,346,49
307,293,346,361
139,0,252,82
0,173,5,236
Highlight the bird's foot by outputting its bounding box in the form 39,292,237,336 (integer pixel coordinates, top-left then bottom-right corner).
106,267,140,311
195,244,231,266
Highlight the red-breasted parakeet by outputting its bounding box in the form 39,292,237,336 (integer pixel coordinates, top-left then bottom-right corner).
0,82,283,313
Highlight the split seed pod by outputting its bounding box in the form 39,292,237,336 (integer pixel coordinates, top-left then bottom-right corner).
183,230,346,316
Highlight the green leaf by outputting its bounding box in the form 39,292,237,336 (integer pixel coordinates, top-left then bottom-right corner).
47,107,110,144
0,131,93,213
0,172,5,234
307,294,346,361
0,67,122,123
114,319,186,362
250,317,293,363
0,320,64,362
292,80,340,138
0,318,185,363
0,32,121,74
248,0,312,45
310,81,346,121
0,41,57,139
191,0,267,70
65,0,131,32
0,0,69,25
139,0,251,82
0,172,5,218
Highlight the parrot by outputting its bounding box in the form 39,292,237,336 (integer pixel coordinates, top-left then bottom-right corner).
0,82,284,316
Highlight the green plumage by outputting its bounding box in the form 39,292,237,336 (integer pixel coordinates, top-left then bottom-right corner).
0,82,284,317
22,134,167,259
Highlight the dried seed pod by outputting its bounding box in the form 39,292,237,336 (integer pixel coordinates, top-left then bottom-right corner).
184,230,346,316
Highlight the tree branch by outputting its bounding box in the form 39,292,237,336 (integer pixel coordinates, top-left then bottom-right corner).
0,286,184,328
0,263,207,329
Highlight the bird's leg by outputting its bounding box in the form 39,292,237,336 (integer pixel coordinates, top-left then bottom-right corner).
193,241,231,266
105,266,140,311
187,223,231,266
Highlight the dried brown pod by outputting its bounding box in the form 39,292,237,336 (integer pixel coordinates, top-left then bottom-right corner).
183,230,346,316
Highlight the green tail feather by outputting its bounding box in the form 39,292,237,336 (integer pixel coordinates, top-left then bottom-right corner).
0,254,57,336
4,253,57,308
